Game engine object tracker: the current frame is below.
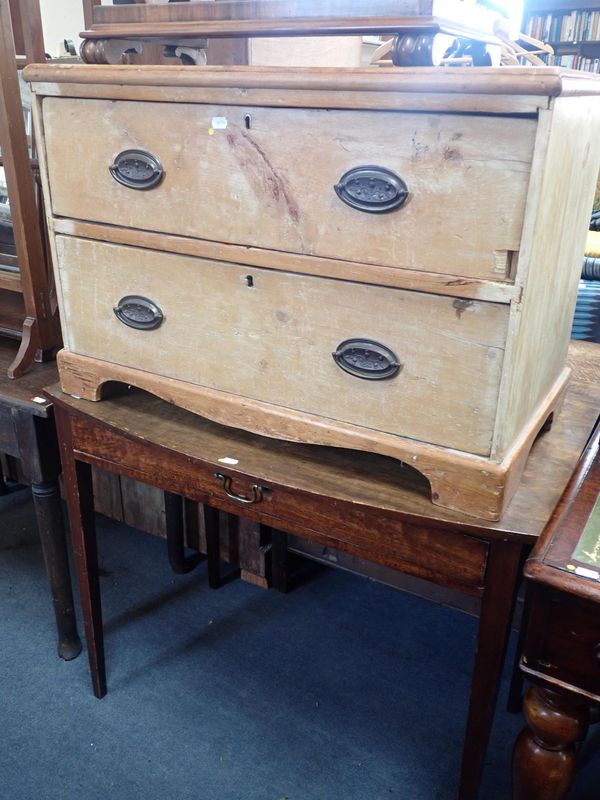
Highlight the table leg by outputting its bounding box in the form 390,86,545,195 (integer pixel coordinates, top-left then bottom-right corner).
270,528,290,593
13,409,81,661
55,406,106,698
506,577,533,714
203,504,222,589
164,491,203,574
458,540,523,800
32,479,82,660
512,686,589,800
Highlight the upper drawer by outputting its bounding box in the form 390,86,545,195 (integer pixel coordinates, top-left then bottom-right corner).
55,235,508,457
42,98,535,281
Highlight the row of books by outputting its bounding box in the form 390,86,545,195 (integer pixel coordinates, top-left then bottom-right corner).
525,10,600,42
545,52,600,70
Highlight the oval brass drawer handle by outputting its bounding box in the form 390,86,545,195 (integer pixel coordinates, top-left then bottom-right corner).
333,338,401,380
334,166,408,214
109,149,164,190
214,473,263,505
114,295,164,330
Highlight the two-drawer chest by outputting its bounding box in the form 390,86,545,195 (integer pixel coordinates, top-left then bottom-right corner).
25,65,600,520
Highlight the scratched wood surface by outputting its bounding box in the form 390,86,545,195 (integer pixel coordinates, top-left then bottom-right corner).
50,219,519,304
492,95,600,458
55,235,508,456
41,97,534,281
44,341,600,540
0,337,56,414
90,1,430,25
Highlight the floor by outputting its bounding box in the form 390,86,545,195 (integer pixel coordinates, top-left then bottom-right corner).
1,488,599,800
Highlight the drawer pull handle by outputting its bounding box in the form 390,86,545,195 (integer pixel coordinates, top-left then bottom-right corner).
214,473,263,505
334,166,408,214
109,149,164,190
333,339,401,380
114,295,164,330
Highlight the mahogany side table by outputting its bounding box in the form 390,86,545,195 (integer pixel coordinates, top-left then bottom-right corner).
512,413,600,799
48,341,600,800
0,339,80,659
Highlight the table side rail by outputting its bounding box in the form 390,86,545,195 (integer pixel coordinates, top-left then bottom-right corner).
67,419,489,596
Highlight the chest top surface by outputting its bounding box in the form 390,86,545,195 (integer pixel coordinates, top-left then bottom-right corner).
24,65,600,114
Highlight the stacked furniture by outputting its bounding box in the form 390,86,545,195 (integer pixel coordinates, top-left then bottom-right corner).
47,339,600,800
26,55,600,520
78,0,502,65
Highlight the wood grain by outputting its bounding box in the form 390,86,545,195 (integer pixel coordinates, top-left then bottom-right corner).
0,0,60,376
24,64,600,100
493,96,600,457
27,80,552,116
55,347,567,521
50,219,520,304
90,1,428,25
42,97,534,281
46,341,600,535
55,235,507,455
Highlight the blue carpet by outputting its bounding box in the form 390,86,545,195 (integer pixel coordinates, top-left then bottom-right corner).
0,489,597,799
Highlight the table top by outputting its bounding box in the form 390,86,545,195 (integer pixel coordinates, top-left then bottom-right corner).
45,341,600,541
0,339,57,417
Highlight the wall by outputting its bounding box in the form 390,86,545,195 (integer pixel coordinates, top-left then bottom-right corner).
39,0,114,57
39,0,84,56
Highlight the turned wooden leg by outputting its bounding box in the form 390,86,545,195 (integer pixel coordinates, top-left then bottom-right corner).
512,686,589,800
32,480,82,661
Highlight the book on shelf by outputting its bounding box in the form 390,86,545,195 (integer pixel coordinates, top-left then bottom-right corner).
550,52,600,69
525,9,600,42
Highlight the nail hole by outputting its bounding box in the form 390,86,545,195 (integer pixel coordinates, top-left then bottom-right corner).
244,114,252,130
245,275,254,287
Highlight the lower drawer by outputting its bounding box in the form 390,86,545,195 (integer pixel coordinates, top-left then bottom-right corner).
55,235,508,455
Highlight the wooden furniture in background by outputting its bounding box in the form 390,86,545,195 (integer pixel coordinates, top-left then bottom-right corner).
48,341,600,800
77,0,500,65
0,0,61,377
27,64,600,520
0,337,80,659
512,407,600,800
523,0,600,71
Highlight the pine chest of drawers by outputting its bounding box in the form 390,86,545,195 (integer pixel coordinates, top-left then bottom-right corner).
26,65,600,520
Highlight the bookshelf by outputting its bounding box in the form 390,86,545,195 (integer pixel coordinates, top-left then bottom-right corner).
523,0,600,71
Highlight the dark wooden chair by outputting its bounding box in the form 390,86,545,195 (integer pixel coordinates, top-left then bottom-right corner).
0,0,61,378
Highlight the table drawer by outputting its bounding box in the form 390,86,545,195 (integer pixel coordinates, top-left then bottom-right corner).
56,235,507,456
43,98,534,281
523,589,600,699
